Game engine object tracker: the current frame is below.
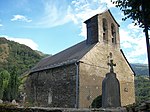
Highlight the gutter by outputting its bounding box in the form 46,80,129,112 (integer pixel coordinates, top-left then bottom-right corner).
75,61,80,108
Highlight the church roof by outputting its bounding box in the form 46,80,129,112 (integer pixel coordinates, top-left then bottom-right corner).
31,40,96,73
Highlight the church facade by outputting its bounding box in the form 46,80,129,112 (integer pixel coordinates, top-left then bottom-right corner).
25,10,135,108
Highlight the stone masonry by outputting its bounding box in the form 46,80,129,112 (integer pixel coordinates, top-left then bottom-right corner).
26,64,77,108
26,10,135,108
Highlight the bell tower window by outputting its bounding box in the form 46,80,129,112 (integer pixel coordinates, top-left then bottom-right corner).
111,23,116,44
103,18,108,43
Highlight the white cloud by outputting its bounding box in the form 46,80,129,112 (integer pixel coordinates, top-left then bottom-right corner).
101,0,116,8
0,24,3,27
120,28,147,64
70,0,114,37
34,0,114,30
121,42,132,48
11,15,32,22
1,35,38,50
35,0,72,28
127,23,141,32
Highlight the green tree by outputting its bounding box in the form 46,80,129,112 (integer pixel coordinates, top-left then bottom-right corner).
9,67,19,101
111,0,150,28
112,0,150,78
91,95,102,108
0,74,4,99
3,67,19,101
135,76,150,103
0,70,10,99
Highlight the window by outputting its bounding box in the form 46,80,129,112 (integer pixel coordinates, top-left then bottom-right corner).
102,18,108,43
111,23,116,44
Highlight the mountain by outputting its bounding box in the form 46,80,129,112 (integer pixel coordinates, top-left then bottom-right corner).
0,37,48,75
34,50,50,57
130,63,149,76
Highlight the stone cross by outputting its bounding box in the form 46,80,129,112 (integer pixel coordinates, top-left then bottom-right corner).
102,59,121,108
107,59,116,73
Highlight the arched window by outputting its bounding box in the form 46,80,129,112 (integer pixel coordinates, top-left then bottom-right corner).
111,23,116,44
102,18,108,43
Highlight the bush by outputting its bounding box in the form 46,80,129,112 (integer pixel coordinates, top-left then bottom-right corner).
91,95,102,108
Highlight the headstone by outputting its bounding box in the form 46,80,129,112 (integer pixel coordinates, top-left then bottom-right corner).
12,99,18,105
0,99,3,103
102,59,121,108
21,92,27,106
48,88,52,104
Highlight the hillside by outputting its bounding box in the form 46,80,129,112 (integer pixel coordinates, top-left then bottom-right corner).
0,37,47,75
131,63,149,76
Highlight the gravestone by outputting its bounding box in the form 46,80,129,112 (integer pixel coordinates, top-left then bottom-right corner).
102,59,121,108
11,99,19,106
0,99,3,103
48,88,52,105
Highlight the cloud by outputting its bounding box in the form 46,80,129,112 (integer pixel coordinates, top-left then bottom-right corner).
127,23,141,32
11,15,32,22
1,35,38,50
34,0,115,29
35,0,72,28
0,24,3,27
101,0,116,8
69,0,115,37
120,28,147,64
121,42,132,48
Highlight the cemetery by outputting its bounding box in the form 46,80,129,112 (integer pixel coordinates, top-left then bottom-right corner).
0,1,150,111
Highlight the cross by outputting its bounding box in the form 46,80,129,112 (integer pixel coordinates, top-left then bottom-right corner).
107,59,116,73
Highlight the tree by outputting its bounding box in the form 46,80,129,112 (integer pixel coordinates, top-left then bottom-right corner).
135,76,150,103
2,67,20,101
7,67,19,101
112,0,150,78
91,95,102,108
0,70,10,99
0,74,4,99
111,0,150,28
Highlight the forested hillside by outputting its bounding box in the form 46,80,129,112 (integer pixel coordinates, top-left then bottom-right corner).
135,76,150,103
131,63,149,76
0,37,47,76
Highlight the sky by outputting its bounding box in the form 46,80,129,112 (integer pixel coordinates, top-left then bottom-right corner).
0,0,148,64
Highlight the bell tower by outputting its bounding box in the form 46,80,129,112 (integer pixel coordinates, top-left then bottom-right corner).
84,10,120,49
84,15,99,45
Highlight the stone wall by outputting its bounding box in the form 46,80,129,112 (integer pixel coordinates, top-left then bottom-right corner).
77,10,135,108
79,42,135,108
85,15,99,45
26,10,135,108
26,64,77,108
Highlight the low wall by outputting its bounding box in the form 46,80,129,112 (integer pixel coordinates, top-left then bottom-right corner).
0,107,90,112
0,107,127,112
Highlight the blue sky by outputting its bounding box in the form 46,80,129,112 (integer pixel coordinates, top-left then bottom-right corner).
0,0,148,64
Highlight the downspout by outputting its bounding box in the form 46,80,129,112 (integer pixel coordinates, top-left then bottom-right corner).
75,61,79,108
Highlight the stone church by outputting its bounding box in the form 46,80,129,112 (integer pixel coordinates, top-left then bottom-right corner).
25,10,135,108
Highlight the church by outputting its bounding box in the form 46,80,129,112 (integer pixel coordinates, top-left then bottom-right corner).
25,10,135,108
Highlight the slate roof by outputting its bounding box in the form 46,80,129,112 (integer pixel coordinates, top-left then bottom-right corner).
31,40,96,73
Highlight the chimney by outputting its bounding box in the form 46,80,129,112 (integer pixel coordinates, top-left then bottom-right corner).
84,15,99,45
